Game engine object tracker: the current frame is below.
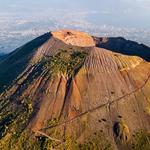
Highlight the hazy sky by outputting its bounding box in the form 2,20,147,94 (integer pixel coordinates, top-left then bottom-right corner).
0,0,150,53
0,0,150,29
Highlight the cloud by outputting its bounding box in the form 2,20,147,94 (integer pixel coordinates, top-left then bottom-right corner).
120,0,150,8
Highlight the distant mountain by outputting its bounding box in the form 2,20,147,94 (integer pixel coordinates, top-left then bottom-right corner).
94,36,150,61
0,53,7,61
0,29,150,150
0,53,5,57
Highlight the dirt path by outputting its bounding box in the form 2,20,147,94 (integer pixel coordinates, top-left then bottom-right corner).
39,70,150,132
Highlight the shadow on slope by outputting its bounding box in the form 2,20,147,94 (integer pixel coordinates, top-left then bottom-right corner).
94,37,150,62
0,53,7,61
0,32,51,93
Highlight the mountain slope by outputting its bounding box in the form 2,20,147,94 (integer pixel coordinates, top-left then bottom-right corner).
0,33,51,92
0,30,150,150
0,53,7,61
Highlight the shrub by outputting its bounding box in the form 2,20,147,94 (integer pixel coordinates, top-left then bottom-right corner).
132,130,150,150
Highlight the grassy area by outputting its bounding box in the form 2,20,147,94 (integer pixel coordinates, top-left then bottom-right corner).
63,132,112,150
132,130,150,150
42,50,88,77
0,49,88,150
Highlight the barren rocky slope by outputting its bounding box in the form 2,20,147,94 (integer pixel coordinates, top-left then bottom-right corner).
0,30,150,150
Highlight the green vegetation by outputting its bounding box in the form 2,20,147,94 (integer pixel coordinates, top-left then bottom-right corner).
132,130,150,150
64,135,78,150
0,97,34,149
42,50,88,77
45,118,60,137
78,132,112,150
0,113,17,139
0,49,88,149
37,136,53,150
62,132,112,150
46,118,59,128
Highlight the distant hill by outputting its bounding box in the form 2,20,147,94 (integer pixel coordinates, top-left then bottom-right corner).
0,53,5,57
94,36,150,61
0,53,7,61
0,29,150,150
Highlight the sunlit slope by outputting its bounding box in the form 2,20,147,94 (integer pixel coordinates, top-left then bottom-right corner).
0,30,150,150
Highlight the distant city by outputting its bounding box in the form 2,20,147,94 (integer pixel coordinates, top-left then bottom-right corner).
0,8,150,54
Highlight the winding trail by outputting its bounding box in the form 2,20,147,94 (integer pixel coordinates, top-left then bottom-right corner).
36,131,62,143
39,70,150,132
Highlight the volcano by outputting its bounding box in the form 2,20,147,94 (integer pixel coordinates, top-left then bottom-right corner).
0,29,150,150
